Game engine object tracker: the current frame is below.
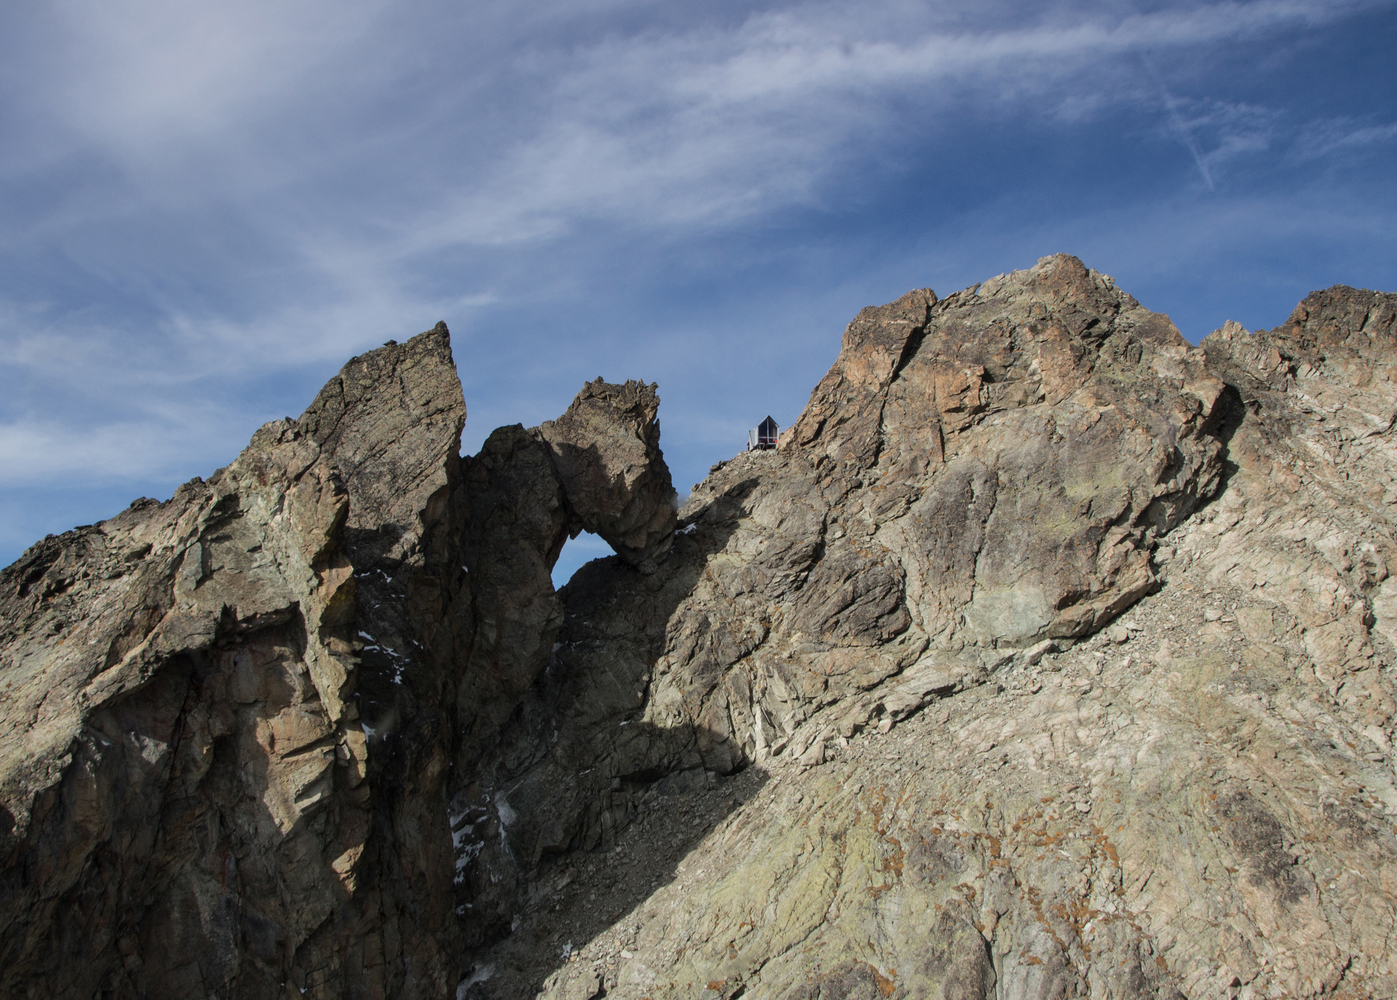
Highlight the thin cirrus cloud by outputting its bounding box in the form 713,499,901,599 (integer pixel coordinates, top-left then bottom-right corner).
2,1,1381,261
11,0,1381,236
1148,90,1281,190
8,0,381,160
0,0,1394,572
0,418,220,487
1291,117,1397,160
411,0,1392,244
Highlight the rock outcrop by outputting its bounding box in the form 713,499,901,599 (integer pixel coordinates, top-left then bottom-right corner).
3,255,1397,1000
457,378,675,754
538,377,677,569
452,258,1397,1000
0,327,467,999
0,328,677,997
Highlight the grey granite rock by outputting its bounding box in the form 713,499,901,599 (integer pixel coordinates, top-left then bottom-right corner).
456,259,1397,1000
537,377,677,569
0,325,469,999
6,260,1397,1000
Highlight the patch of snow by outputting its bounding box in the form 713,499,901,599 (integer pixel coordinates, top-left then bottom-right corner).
454,840,483,873
496,794,517,831
456,964,494,999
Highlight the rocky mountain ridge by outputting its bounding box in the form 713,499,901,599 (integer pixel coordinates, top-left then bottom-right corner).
2,255,1395,999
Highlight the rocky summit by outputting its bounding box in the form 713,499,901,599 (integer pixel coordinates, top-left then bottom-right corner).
1,255,1395,1000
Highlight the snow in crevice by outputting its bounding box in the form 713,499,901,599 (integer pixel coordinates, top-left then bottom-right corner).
495,793,517,835
456,964,494,999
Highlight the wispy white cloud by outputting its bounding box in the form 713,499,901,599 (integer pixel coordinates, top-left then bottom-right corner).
0,282,494,392
5,0,384,169
1146,85,1280,188
410,0,1390,243
0,0,1393,515
1292,116,1397,160
10,0,1387,242
0,416,230,487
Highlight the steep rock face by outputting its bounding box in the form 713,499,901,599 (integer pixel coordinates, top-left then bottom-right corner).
457,423,571,746
291,327,473,998
457,259,1397,1000
446,379,677,942
1199,288,1397,730
787,255,1226,645
538,377,677,568
448,255,1236,986
0,440,362,999
0,328,479,999
0,334,685,997
456,379,676,753
5,256,1397,1000
529,254,1232,789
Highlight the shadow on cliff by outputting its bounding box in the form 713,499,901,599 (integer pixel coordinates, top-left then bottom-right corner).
1149,381,1249,594
457,476,773,996
458,720,772,998
464,740,771,998
1196,383,1249,506
0,631,388,1000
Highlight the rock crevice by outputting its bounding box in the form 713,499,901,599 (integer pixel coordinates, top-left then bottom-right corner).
4,257,1397,1000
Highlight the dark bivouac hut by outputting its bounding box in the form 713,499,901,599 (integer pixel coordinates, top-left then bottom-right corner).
748,416,779,451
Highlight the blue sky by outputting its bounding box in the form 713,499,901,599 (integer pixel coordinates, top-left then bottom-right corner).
1,0,1394,584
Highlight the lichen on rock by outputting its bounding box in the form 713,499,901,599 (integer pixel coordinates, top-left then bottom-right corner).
4,258,1397,1000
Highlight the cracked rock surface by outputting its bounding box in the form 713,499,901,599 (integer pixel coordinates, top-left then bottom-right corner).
459,257,1397,1000
0,326,469,999
4,255,1397,1000
0,329,679,998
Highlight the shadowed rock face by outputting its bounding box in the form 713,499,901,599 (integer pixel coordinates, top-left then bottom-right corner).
454,378,676,756
449,258,1397,1000
0,331,678,997
5,257,1397,1000
539,377,677,568
0,326,468,999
